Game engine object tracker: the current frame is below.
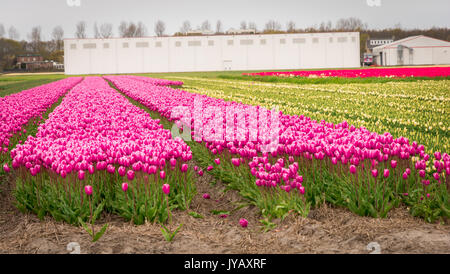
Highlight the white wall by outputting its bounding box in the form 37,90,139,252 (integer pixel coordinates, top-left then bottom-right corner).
64,32,360,75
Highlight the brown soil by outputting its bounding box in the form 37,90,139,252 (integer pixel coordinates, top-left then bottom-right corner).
0,171,449,254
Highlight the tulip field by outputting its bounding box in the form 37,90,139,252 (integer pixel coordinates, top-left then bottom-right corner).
1,70,449,236
243,66,450,78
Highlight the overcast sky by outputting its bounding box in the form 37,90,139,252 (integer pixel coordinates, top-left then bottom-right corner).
0,0,449,40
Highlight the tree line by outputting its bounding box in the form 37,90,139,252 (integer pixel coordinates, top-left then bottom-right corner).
0,18,449,71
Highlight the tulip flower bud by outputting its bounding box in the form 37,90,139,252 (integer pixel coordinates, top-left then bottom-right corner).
298,186,305,195
122,182,128,192
78,170,85,181
371,169,378,178
170,158,177,167
118,166,126,176
349,165,356,174
181,164,188,173
127,170,135,181
202,193,210,199
402,172,408,180
214,158,220,165
85,185,93,196
162,184,170,195
160,170,166,179
239,218,248,228
391,160,397,169
3,163,10,173
434,151,441,161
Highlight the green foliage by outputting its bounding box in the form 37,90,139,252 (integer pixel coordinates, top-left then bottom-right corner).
188,211,204,219
160,223,183,242
78,217,109,243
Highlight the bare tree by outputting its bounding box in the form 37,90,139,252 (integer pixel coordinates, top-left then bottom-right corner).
336,17,367,31
8,26,20,40
52,26,64,50
154,20,165,37
319,22,326,32
93,22,100,38
240,21,247,30
127,22,137,37
326,20,333,31
201,20,211,31
118,21,145,37
286,21,296,33
215,20,223,34
29,26,42,52
136,21,147,37
99,23,113,38
264,20,281,32
75,21,87,38
118,21,128,37
180,20,191,34
0,24,4,38
248,22,257,31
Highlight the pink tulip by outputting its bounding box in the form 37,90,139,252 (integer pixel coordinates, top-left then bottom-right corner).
349,165,356,174
181,164,188,173
122,182,128,192
419,170,425,178
434,151,441,161
78,170,85,180
107,164,115,174
214,158,220,165
162,184,170,195
433,173,440,181
239,218,248,228
88,165,95,174
391,160,397,169
298,186,305,195
160,170,166,179
198,170,204,176
202,193,210,199
3,163,10,173
84,185,93,196
207,165,213,171
127,170,135,181
402,172,408,180
231,158,240,167
170,158,177,167
383,169,390,178
371,169,378,178
118,166,126,176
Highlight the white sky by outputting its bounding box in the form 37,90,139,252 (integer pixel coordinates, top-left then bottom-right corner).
0,0,449,40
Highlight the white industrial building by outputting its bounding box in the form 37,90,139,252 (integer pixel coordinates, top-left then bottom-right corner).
64,32,360,75
372,35,450,66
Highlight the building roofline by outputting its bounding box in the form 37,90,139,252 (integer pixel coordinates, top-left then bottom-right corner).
372,35,450,50
63,31,360,41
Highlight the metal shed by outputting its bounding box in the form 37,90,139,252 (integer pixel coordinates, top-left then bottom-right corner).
372,35,450,66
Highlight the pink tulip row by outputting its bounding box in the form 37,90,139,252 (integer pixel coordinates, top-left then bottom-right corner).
105,75,450,193
124,75,183,86
0,77,83,152
10,76,192,179
243,66,450,78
